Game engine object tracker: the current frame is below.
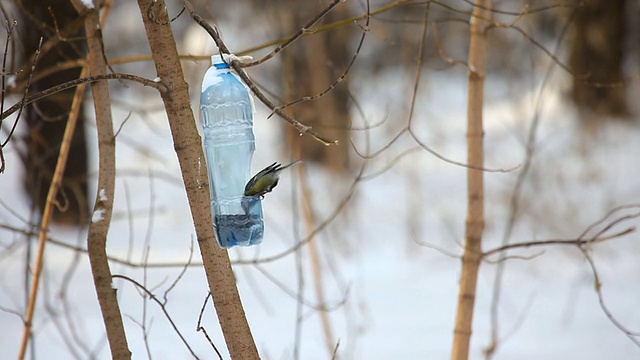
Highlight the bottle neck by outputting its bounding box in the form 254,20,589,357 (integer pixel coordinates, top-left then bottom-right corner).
211,54,229,71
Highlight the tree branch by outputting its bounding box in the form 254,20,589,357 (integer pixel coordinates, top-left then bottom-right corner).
182,0,337,146
70,1,131,358
15,36,83,360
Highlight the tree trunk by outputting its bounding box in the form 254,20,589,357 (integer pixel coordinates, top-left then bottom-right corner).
71,1,132,358
282,0,351,172
451,1,490,359
138,1,260,358
19,0,90,225
570,0,628,117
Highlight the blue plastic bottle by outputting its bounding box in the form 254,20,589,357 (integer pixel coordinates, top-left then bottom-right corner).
200,54,264,248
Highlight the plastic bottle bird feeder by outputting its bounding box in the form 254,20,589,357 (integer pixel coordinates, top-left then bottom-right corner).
200,54,264,248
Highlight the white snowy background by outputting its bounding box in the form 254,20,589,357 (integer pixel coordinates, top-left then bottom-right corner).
1,2,640,359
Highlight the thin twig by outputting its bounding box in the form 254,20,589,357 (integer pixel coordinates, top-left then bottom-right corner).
485,205,640,354
0,20,17,124
431,23,470,69
331,340,341,360
238,0,413,56
1,35,41,173
484,14,575,358
15,37,81,360
0,224,207,268
240,0,343,67
358,147,423,181
0,20,18,173
482,227,635,258
195,293,224,360
1,73,167,123
252,263,348,312
112,275,201,358
458,0,578,17
581,251,640,346
182,0,337,146
298,157,337,357
268,2,370,117
162,237,194,304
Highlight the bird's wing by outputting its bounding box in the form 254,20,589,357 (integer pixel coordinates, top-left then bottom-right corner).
244,162,279,194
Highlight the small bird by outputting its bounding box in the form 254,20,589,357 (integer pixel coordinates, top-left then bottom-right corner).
244,160,302,198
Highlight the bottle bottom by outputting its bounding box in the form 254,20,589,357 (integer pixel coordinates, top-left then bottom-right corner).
214,214,264,248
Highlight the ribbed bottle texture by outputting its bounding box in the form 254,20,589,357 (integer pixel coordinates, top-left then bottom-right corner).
200,54,264,248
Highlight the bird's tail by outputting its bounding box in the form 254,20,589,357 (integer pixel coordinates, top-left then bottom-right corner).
278,159,303,171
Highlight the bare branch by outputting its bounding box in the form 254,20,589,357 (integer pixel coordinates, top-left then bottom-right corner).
112,275,201,358
1,34,40,173
1,73,166,123
240,0,343,67
268,3,370,116
196,293,224,360
484,14,576,357
581,251,640,346
14,33,81,359
182,0,337,146
482,227,635,259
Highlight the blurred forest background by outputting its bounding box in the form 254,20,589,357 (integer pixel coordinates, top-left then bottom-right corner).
1,0,640,359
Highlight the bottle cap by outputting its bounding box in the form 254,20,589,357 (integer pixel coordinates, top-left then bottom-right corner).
211,54,229,69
